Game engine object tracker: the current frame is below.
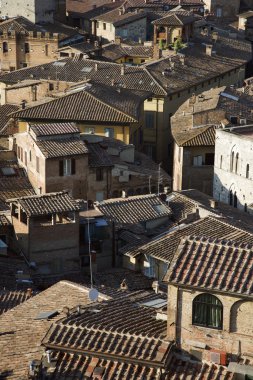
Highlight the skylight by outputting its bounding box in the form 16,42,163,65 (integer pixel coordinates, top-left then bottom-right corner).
220,92,239,102
1,167,15,176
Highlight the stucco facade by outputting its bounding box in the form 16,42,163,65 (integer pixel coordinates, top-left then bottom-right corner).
213,127,253,213
0,0,55,23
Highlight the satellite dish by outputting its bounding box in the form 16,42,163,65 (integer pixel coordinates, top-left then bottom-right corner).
89,288,99,302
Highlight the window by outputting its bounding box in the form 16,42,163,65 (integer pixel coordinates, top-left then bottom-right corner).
145,112,155,129
193,155,202,166
193,293,223,329
244,203,248,212
96,168,103,181
36,156,40,173
49,83,54,91
29,150,32,162
103,23,106,30
24,151,27,166
24,43,30,54
233,191,237,208
85,127,95,134
45,44,48,56
230,151,234,172
3,41,8,53
205,153,214,166
230,116,238,125
104,128,114,138
59,158,75,176
246,164,249,178
220,155,223,169
235,153,239,174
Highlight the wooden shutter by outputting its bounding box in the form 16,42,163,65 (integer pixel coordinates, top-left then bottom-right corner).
71,159,76,175
59,160,64,176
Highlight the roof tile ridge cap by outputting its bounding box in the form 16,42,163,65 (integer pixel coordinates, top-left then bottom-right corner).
83,90,137,122
142,66,168,95
59,280,110,300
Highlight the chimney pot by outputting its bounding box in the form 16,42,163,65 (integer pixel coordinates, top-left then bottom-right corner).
121,64,125,75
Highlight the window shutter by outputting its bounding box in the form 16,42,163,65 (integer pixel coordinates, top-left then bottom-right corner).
59,160,64,176
71,159,76,175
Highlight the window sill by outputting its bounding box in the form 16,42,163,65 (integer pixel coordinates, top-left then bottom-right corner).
191,324,223,332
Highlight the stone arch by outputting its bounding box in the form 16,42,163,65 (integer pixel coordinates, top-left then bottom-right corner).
230,300,253,335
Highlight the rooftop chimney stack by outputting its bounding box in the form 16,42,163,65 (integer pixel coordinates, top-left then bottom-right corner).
95,63,98,71
121,64,125,76
206,44,213,56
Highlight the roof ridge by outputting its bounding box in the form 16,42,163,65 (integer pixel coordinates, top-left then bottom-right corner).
84,89,138,122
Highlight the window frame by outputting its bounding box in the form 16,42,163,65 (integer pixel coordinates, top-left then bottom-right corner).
192,293,223,330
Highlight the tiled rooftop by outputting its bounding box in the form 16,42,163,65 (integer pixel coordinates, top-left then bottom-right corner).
9,191,81,217
166,235,253,296
96,194,172,226
125,216,253,263
11,82,146,123
0,158,35,211
0,104,19,134
166,354,234,379
0,289,33,315
2,33,250,97
153,10,198,26
173,125,217,147
92,7,147,27
42,295,171,377
87,142,113,168
36,136,88,158
30,122,79,137
0,281,107,380
101,42,153,61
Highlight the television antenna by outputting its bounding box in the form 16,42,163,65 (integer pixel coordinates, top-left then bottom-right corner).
87,201,98,302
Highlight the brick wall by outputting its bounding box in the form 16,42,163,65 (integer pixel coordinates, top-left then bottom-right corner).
167,285,253,360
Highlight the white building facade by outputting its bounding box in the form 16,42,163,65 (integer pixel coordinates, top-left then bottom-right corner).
0,0,55,23
213,126,253,213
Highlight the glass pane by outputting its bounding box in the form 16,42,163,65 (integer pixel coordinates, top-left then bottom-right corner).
193,303,207,325
207,305,222,328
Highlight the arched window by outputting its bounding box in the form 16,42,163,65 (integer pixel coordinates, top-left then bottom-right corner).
230,151,234,172
246,164,249,179
235,153,239,174
233,192,237,208
229,190,233,206
192,293,223,329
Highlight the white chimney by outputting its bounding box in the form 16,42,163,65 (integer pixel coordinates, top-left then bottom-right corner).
121,64,125,75
206,44,213,56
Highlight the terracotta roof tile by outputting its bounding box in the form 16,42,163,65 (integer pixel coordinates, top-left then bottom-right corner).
126,216,253,263
96,194,172,226
8,191,81,217
30,122,79,137
36,136,88,158
0,289,32,315
166,354,234,379
166,235,253,296
11,83,145,124
0,281,107,379
87,143,113,168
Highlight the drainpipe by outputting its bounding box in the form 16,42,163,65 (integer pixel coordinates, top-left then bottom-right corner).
175,286,181,347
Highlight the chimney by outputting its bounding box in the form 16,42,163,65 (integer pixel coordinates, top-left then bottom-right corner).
115,36,121,44
26,288,33,297
152,280,159,294
111,79,115,86
122,189,127,198
179,54,185,65
121,64,125,75
206,44,213,56
120,279,128,290
153,44,161,60
21,100,26,109
210,199,218,209
94,63,98,71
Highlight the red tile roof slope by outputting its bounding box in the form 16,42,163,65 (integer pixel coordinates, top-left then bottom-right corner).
166,236,253,296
